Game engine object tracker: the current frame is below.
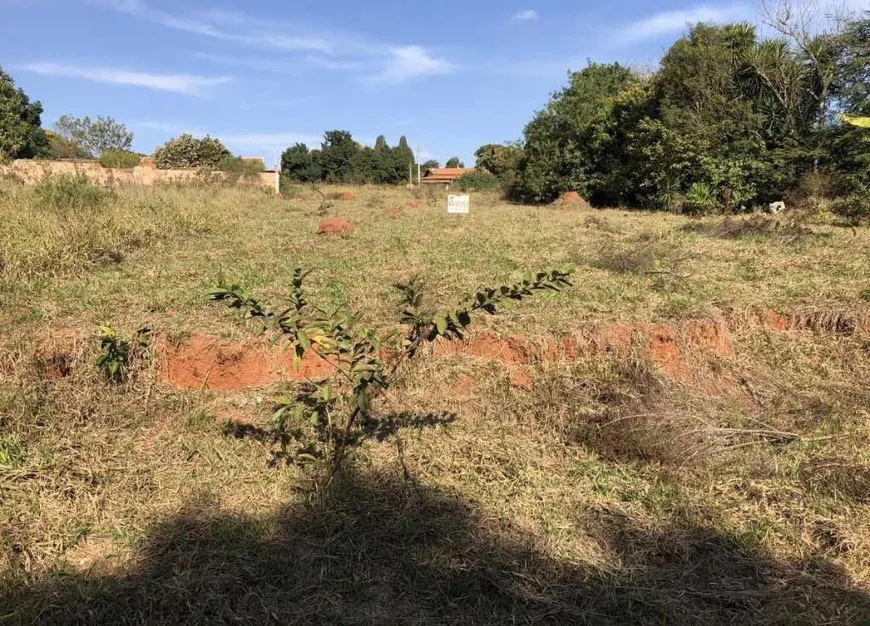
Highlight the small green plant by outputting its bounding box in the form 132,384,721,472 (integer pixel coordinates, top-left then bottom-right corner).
0,434,27,469
210,266,573,473
95,324,150,383
684,182,718,214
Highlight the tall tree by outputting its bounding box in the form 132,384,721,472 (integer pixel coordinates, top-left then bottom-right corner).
0,65,48,159
320,130,358,183
515,62,639,203
281,143,323,182
54,115,134,157
445,156,465,168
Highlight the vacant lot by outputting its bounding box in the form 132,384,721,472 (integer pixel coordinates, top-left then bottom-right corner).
1,178,869,624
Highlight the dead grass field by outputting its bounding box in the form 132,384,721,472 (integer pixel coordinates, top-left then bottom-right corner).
1,177,869,624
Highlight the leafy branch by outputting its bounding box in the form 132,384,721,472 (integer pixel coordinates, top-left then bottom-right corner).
208,266,573,473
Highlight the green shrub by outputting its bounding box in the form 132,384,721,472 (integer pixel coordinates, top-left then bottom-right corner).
99,149,141,169
210,266,574,471
684,182,719,214
219,155,265,180
33,174,111,213
95,324,150,383
830,190,870,224
457,170,502,192
153,134,229,169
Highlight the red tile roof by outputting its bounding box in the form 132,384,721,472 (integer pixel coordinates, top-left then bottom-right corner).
422,167,475,183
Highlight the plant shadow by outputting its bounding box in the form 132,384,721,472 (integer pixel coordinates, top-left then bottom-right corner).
2,469,869,625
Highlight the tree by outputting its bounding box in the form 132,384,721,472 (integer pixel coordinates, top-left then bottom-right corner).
281,143,323,182
515,62,640,203
393,136,415,183
474,142,523,186
0,65,48,159
153,134,230,169
54,115,133,157
320,130,358,183
420,159,440,171
445,156,464,168
44,130,90,160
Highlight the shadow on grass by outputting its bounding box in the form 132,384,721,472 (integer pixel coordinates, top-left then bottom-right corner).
2,469,869,625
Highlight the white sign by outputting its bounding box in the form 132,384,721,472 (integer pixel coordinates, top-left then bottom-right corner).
447,194,470,214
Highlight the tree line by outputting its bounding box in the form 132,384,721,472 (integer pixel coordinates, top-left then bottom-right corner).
474,7,868,217
280,132,418,185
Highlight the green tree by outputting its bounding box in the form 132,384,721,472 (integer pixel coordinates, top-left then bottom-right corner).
515,62,639,203
153,134,230,169
420,159,440,171
474,142,523,186
393,135,415,183
320,130,358,183
281,143,323,182
44,129,90,160
54,115,133,157
445,156,464,168
0,65,48,160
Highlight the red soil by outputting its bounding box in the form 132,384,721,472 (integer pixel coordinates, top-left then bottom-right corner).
385,206,402,218
450,373,477,397
340,192,355,201
159,336,336,390
317,217,354,237
406,199,423,208
153,315,775,393
760,308,790,331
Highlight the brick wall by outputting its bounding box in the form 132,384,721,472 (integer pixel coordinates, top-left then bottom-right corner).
0,160,278,192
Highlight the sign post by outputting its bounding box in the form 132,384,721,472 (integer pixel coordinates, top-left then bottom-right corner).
447,194,470,215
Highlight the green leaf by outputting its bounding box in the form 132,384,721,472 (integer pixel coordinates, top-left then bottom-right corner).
436,315,448,336
356,391,371,413
297,329,311,351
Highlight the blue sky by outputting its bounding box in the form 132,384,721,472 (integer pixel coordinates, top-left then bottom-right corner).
1,0,861,165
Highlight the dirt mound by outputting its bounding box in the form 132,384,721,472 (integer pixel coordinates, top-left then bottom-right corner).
432,321,733,388
406,199,422,208
160,335,336,390
557,191,591,209
385,206,402,218
339,192,355,201
317,217,354,237
158,310,866,393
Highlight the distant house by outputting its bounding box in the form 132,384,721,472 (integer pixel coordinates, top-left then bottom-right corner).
421,167,475,188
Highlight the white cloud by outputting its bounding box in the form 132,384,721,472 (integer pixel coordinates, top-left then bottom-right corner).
91,0,458,87
88,0,334,53
19,62,231,95
512,9,539,21
617,4,752,42
370,46,454,84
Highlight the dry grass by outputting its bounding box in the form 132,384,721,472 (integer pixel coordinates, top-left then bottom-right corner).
1,179,869,624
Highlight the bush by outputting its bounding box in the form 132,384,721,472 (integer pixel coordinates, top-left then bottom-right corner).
683,182,718,214
153,134,229,169
33,174,111,214
99,149,141,169
830,190,870,224
219,155,264,180
457,170,502,192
